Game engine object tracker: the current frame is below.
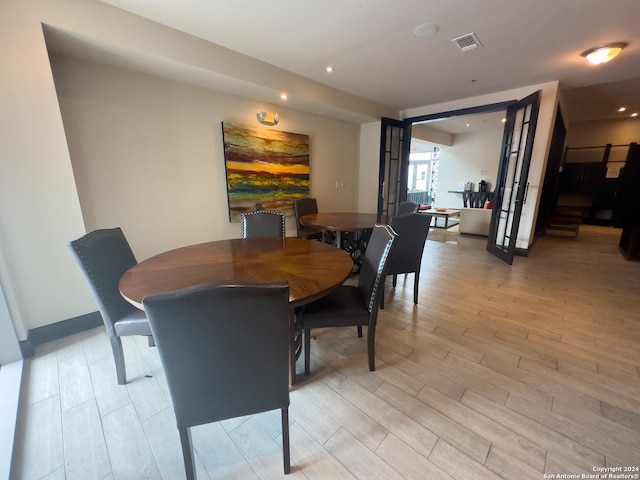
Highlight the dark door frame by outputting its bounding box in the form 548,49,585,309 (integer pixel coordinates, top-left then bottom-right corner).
486,91,541,265
378,96,550,264
407,100,515,125
377,118,412,217
377,101,515,217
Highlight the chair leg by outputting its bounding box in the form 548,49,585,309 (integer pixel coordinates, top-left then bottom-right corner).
367,326,376,371
304,327,311,375
392,274,398,287
282,407,291,474
109,336,126,385
148,335,156,347
357,326,363,337
178,427,196,480
413,271,420,305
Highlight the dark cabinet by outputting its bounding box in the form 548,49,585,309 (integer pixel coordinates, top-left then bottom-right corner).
619,226,640,260
617,143,640,260
556,144,631,226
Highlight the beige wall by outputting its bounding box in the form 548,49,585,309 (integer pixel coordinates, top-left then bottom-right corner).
51,53,360,262
0,0,369,338
357,122,381,213
412,124,453,147
0,285,21,364
565,118,640,147
1,1,88,337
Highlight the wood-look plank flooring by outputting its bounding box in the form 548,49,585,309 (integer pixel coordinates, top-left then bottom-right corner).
12,225,640,479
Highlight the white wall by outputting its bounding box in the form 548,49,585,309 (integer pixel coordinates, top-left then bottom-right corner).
435,129,503,208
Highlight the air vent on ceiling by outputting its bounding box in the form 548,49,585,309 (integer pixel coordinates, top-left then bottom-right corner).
451,33,482,52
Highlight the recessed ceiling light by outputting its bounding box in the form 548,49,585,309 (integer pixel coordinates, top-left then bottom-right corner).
618,107,627,112
465,123,470,128
326,66,333,73
280,93,288,101
501,118,507,123
631,113,639,118
581,42,627,64
413,23,440,37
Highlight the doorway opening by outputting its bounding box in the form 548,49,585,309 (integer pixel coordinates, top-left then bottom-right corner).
380,95,543,265
407,146,439,206
379,101,514,217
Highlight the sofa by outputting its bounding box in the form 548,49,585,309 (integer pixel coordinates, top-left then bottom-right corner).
458,208,492,236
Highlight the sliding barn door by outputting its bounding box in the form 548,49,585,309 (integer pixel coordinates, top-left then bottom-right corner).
487,91,541,265
378,117,412,217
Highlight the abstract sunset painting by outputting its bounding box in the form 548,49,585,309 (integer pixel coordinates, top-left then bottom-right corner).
222,122,310,222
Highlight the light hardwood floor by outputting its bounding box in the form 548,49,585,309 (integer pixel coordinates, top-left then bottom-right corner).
12,225,640,479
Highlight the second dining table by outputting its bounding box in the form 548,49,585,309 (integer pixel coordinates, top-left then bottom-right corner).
119,237,353,385
299,212,389,270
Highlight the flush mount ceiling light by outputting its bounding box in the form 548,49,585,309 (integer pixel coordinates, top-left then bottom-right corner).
581,42,627,64
413,23,440,37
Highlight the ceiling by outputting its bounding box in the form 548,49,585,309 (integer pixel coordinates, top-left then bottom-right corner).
87,1,640,129
414,111,508,135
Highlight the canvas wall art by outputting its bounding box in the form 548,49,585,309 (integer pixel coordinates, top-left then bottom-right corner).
222,122,310,222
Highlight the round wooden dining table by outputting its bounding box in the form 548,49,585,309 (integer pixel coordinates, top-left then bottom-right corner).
299,212,389,233
119,237,353,384
299,212,390,270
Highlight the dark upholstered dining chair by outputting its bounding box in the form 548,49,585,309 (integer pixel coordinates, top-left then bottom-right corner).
241,210,286,238
142,281,291,478
293,197,323,240
381,213,432,309
397,201,420,215
300,224,397,374
67,227,152,385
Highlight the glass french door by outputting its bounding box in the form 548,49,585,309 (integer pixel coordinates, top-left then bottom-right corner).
487,91,541,264
377,117,412,217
